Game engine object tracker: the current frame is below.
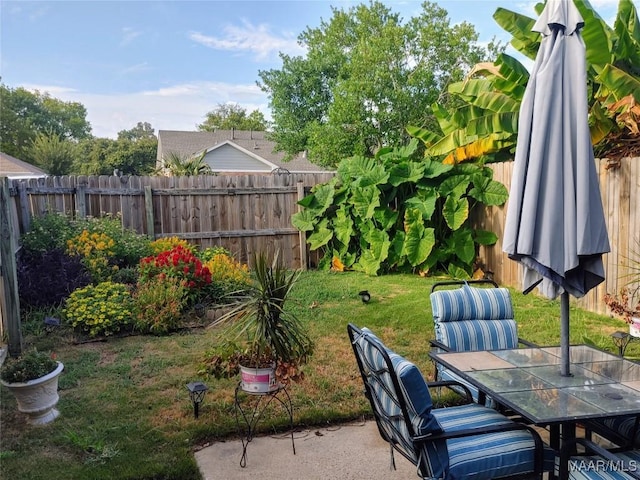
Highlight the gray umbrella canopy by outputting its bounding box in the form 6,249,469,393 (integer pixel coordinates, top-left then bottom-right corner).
502,0,610,375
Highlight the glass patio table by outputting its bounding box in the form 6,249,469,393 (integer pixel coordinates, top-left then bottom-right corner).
430,345,640,480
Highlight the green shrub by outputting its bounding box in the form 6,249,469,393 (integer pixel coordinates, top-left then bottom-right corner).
63,281,133,337
21,212,78,253
133,277,188,335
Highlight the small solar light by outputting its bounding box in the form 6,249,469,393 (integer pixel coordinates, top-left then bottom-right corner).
611,331,632,357
359,290,371,303
186,381,208,419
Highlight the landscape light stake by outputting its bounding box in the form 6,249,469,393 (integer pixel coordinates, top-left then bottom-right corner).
186,381,208,419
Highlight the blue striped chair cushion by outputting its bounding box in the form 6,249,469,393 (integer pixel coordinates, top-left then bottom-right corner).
569,449,640,479
437,319,519,352
431,285,519,352
596,416,640,446
430,404,556,479
356,329,442,464
431,285,514,323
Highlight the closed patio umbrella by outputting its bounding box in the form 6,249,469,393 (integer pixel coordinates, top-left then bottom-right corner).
502,0,610,376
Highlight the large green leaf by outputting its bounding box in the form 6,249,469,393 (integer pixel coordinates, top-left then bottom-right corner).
596,64,640,103
443,196,469,231
349,185,380,219
291,209,317,232
404,209,435,267
313,183,335,212
388,161,425,186
405,188,437,221
468,176,509,206
574,0,614,67
332,206,354,246
493,8,539,60
307,219,334,250
614,0,640,66
422,158,453,178
356,228,390,275
449,228,475,264
474,229,498,246
439,175,470,198
373,206,399,231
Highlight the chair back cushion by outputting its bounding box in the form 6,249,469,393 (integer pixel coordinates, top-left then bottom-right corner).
349,326,444,475
431,285,518,351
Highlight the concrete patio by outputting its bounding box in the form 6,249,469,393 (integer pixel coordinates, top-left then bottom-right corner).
194,420,417,480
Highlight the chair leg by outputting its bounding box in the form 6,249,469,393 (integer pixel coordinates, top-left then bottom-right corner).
389,443,396,471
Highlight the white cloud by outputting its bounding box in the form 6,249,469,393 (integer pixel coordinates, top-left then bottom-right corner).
120,27,142,47
21,82,269,139
189,19,305,61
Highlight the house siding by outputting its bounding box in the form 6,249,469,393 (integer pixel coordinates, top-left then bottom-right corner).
204,144,271,172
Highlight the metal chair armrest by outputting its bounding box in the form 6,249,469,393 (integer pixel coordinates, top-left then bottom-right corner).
426,380,473,403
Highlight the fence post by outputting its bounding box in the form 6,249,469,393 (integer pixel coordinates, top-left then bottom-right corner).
144,185,155,239
296,181,307,271
76,183,87,219
17,181,31,233
0,177,23,357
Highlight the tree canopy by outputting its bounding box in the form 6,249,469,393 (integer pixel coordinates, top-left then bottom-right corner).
258,1,501,167
0,83,92,162
197,103,268,131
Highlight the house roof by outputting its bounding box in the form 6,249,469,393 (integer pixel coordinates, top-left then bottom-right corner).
157,130,331,173
0,152,47,179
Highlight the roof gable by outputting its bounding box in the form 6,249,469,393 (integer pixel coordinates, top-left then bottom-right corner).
0,152,47,178
157,130,331,173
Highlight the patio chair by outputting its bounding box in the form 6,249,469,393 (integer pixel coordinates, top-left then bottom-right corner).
347,323,555,480
563,438,640,480
429,280,536,406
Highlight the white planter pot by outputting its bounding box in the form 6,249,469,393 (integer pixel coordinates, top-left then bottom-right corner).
631,318,640,338
240,364,278,393
1,362,64,425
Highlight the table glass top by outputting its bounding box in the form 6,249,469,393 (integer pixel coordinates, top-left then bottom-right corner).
431,345,640,423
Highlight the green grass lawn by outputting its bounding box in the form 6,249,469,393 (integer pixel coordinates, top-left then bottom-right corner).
1,271,635,479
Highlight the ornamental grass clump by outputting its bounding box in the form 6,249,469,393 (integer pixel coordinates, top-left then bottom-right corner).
63,281,133,337
0,350,58,384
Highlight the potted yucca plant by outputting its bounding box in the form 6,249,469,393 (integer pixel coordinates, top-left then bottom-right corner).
206,251,313,393
1,349,64,425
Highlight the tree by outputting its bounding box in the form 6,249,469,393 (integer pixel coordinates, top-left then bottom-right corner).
161,151,212,176
258,1,501,167
74,122,158,175
117,122,156,142
409,0,640,164
29,132,78,175
197,104,268,131
0,84,91,161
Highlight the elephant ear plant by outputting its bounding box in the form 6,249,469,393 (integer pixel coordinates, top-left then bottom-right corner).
292,139,507,277
203,251,314,386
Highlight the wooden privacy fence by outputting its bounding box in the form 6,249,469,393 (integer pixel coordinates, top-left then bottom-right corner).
6,172,336,269
473,156,639,315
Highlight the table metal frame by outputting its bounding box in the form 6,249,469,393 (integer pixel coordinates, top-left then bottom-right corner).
233,383,295,468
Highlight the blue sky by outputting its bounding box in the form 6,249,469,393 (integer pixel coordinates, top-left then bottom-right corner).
1,0,623,139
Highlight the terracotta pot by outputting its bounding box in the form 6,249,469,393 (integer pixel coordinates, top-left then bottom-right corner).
1,362,64,425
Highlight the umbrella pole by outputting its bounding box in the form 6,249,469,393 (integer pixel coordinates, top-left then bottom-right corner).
560,291,571,376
